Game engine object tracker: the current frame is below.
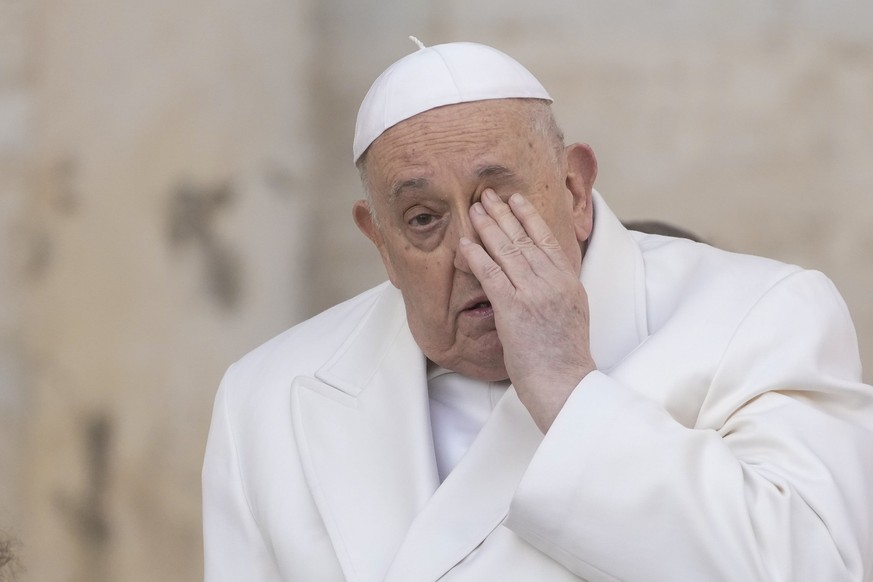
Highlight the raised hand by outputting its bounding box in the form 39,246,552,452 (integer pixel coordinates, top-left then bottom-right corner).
459,189,597,432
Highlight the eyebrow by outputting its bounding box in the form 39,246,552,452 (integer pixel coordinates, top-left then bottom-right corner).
386,165,520,202
389,177,429,202
476,164,517,180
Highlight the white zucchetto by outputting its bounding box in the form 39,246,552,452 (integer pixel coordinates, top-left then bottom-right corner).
353,39,553,163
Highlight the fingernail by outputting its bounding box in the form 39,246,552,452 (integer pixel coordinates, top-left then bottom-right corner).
510,193,524,205
472,202,485,215
459,237,471,246
483,189,499,203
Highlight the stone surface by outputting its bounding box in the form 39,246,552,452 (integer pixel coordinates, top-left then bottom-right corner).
0,0,31,553
12,0,311,580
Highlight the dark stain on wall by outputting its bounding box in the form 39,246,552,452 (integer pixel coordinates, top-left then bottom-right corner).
0,531,23,581
23,230,52,281
55,414,111,582
52,157,81,217
167,180,242,310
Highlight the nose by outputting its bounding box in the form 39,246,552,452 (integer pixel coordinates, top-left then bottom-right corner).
452,211,479,273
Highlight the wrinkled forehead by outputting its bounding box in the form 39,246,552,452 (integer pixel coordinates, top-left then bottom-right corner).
368,98,545,160
363,99,556,202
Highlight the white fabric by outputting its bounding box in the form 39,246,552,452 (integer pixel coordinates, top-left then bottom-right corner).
427,365,509,482
202,192,873,582
353,41,552,162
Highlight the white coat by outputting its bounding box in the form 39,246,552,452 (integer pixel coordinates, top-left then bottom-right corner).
202,193,873,581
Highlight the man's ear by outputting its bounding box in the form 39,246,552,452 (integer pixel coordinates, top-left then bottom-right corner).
353,199,399,286
565,143,598,243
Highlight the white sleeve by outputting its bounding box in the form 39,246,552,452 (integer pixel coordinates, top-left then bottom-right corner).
505,270,873,582
202,365,283,582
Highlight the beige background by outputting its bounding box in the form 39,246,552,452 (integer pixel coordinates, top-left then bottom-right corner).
1,1,871,580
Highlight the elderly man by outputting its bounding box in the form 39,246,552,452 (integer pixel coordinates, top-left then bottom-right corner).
202,41,873,581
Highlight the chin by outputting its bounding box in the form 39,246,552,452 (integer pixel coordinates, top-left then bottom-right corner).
453,345,508,382
420,331,508,380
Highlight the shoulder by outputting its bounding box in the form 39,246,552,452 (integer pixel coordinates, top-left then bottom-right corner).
633,232,810,326
220,281,397,405
632,231,858,370
635,231,802,288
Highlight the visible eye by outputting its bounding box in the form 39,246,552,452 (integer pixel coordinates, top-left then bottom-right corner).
409,213,437,227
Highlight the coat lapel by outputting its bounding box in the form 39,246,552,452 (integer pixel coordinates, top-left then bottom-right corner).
289,286,545,582
383,387,543,582
290,285,439,582
583,190,649,371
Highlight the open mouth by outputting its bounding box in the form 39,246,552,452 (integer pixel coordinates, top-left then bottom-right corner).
463,299,493,314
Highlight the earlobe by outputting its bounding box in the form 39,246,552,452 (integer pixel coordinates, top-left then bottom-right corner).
352,200,399,286
565,143,598,242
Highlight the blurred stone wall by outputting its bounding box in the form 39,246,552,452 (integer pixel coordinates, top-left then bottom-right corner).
7,0,313,580
0,0,31,546
1,1,870,581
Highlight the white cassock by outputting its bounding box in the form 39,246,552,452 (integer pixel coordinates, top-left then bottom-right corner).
428,365,509,482
202,191,873,581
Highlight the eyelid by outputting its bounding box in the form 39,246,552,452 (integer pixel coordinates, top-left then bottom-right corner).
403,205,435,220
403,208,444,232
409,212,434,224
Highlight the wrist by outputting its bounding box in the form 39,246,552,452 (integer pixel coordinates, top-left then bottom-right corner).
516,366,595,433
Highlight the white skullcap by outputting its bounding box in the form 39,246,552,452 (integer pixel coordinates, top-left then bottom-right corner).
353,38,553,163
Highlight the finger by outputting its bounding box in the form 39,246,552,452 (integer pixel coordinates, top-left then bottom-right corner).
478,190,564,278
507,193,574,272
469,200,537,287
480,189,535,251
458,237,517,300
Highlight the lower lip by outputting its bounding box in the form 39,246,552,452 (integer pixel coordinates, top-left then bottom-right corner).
463,303,494,318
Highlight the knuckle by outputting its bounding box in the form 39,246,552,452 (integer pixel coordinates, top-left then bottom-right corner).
538,233,561,249
482,262,504,280
496,242,523,258
512,233,535,248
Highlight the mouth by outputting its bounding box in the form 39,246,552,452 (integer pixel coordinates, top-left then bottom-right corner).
462,297,493,316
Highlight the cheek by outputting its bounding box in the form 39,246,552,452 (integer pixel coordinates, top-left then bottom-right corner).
392,257,449,308
380,232,457,323
532,195,583,260
533,197,572,235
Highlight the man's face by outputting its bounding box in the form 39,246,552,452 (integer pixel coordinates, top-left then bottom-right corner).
354,99,595,381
